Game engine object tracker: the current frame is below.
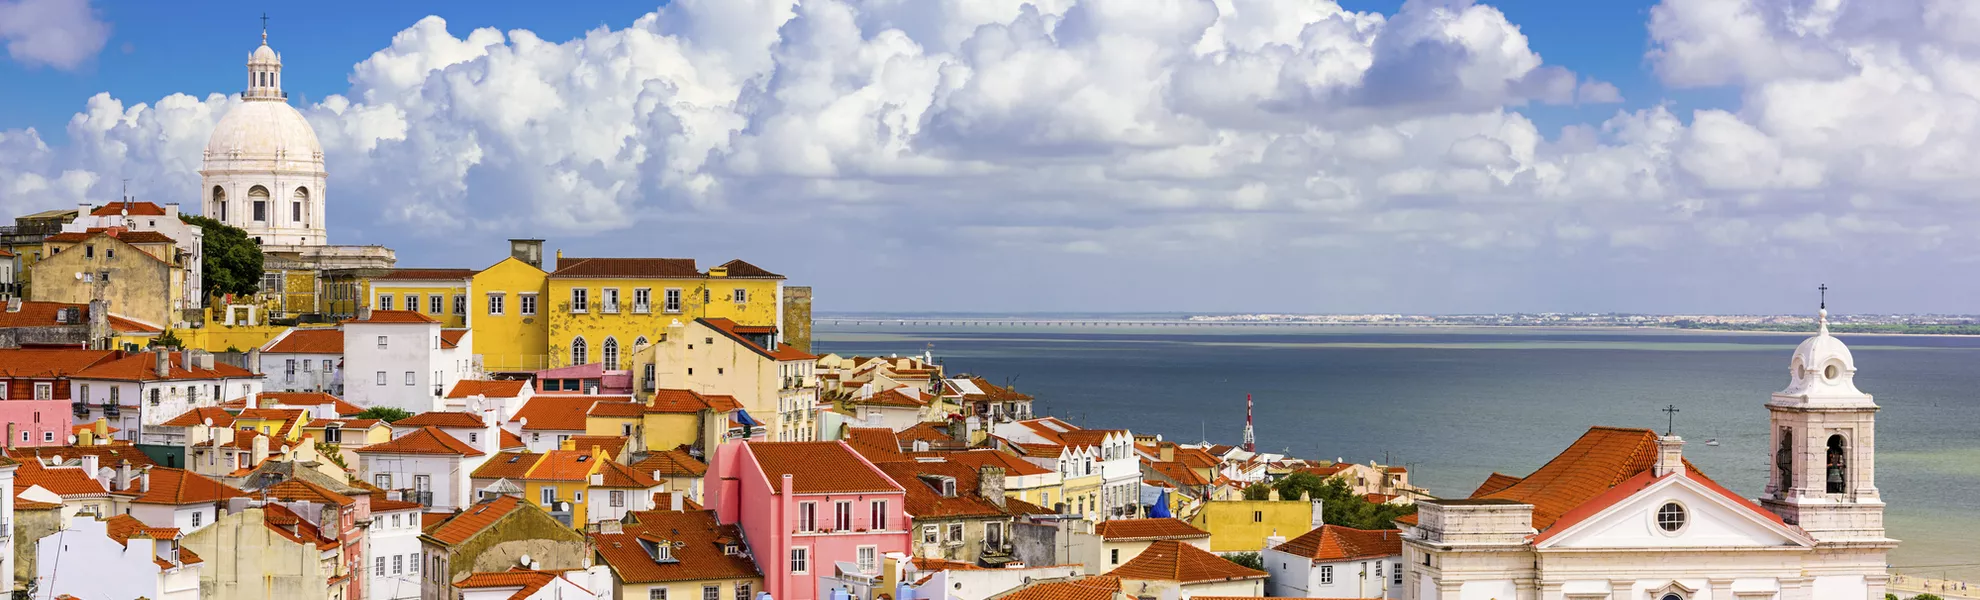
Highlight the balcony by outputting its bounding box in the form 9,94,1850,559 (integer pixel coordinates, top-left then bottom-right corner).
411,491,434,508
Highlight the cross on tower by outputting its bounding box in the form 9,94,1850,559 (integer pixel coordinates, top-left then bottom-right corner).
1662,404,1680,436
260,13,269,43
1819,283,1828,310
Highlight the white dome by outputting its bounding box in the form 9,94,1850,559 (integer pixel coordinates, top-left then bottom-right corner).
251,43,279,64
204,100,321,160
1776,309,1868,402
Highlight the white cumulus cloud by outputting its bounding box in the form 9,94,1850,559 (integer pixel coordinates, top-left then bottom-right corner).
0,0,109,69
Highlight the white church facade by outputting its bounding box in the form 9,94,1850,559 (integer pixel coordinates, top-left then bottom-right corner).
1401,306,1895,600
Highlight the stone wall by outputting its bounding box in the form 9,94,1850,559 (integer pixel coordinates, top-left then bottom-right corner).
782,286,812,354
181,508,332,600
11,505,61,592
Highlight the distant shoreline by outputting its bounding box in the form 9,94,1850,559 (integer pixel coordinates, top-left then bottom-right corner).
813,317,1980,337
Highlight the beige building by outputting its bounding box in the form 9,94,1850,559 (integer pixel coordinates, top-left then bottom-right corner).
182,504,343,600
591,509,763,600
1109,539,1267,597
1078,518,1211,574
30,228,184,328
419,495,590,600
627,317,818,442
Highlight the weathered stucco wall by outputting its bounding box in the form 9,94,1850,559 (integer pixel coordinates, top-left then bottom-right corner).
781,286,812,354
11,506,61,592
181,508,332,600
446,506,588,587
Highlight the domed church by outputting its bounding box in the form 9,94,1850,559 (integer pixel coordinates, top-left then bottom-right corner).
201,29,394,319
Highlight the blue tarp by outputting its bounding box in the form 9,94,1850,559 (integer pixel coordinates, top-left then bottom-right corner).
1149,489,1173,518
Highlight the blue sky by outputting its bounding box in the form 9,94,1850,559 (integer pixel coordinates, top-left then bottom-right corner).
2,0,1973,314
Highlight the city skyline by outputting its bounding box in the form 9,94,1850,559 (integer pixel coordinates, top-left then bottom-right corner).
4,0,1978,315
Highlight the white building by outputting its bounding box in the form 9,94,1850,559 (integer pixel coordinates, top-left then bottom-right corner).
355,425,494,512
36,514,203,600
455,569,593,600
993,418,1140,520
0,457,14,586
70,348,264,439
66,200,206,309
843,386,933,431
260,328,344,393
367,497,428,600
343,309,458,414
1264,525,1404,598
200,32,327,247
1401,307,1895,600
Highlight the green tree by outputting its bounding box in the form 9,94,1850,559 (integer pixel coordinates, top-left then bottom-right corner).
355,406,413,422
1270,470,1418,530
1910,595,1944,600
147,329,184,348
181,214,263,298
1223,552,1263,571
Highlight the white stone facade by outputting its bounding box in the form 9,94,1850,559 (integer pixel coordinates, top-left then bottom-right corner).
200,34,328,247
367,503,425,600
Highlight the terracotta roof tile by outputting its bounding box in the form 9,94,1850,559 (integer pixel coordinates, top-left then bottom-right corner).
1272,525,1402,561
898,422,955,446
510,396,602,431
89,201,168,216
570,436,628,458
876,460,1008,519
714,259,782,278
1092,518,1209,541
374,268,476,281
221,393,363,416
500,429,525,450
914,449,1050,477
264,329,344,354
370,498,425,512
1470,426,1661,530
448,379,530,399
0,306,120,335
701,394,742,412
587,402,647,418
425,496,524,546
262,503,339,550
853,388,928,408
646,389,714,413
699,318,815,362
14,460,108,497
1151,461,1210,487
393,412,486,428
70,350,256,382
128,468,246,505
162,406,238,428
746,441,900,494
263,479,357,507
843,428,906,464
1470,472,1523,497
595,509,761,583
1110,540,1266,583
593,460,661,489
8,444,156,468
342,310,437,324
441,329,467,349
995,576,1119,600
631,449,708,478
522,450,607,482
354,426,485,456
551,257,699,278
454,568,589,597
473,452,544,480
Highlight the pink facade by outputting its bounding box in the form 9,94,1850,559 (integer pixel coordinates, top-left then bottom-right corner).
0,398,73,447
708,441,912,600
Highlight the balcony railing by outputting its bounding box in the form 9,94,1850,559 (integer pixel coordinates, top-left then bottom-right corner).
411,491,434,507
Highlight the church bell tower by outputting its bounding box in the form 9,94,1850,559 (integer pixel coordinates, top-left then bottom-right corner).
1759,288,1889,543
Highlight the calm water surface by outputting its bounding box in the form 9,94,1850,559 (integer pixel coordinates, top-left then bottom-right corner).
815,324,1980,578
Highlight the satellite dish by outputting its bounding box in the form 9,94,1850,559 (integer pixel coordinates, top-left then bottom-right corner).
518,554,532,567
67,435,78,445
203,418,214,427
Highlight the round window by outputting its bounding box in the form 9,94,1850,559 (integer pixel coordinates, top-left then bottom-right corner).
1656,502,1686,532
1824,364,1840,380
1662,594,1684,600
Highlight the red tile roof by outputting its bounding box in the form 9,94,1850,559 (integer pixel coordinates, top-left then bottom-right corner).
393,412,486,428
221,393,363,416
15,460,109,497
631,449,707,478
1110,540,1266,583
854,388,928,408
354,426,484,456
918,449,1051,477
262,503,339,550
371,498,425,512
473,452,544,480
1151,461,1210,487
593,510,761,583
448,379,529,398
523,450,606,482
71,350,256,382
1092,518,1210,541
510,396,602,431
699,318,816,362
0,304,126,334
647,389,715,413
342,309,437,324
8,444,156,468
425,496,524,546
587,401,647,418
127,468,246,505
374,268,476,281
1470,472,1523,497
160,407,238,428
1470,426,1673,530
746,441,901,494
262,478,357,507
714,259,782,278
1272,525,1402,561
876,460,1009,519
264,329,344,354
551,257,699,278
996,576,1120,600
89,201,168,216
500,429,525,450
570,436,629,458
898,422,956,446
441,329,467,349
843,428,906,464
592,460,661,489
454,568,589,597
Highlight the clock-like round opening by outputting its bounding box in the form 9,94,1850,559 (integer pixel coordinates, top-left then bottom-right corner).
1824,364,1840,380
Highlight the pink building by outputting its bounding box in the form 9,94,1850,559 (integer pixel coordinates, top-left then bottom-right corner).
0,349,116,447
707,440,911,600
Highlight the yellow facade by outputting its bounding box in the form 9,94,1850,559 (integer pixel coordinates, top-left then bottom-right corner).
617,578,762,600
366,280,473,328
1186,497,1317,552
183,324,293,353
640,412,707,453
524,479,590,526
585,413,641,439
470,257,551,372
235,410,309,443
542,274,780,370
1004,478,1065,512
1061,471,1103,517
31,233,181,328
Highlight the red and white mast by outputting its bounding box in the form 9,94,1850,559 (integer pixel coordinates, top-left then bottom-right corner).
1242,393,1256,453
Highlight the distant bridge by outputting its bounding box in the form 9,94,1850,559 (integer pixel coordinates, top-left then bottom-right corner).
815,319,1426,328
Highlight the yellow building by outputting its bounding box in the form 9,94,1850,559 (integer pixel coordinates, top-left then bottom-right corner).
469,444,658,527
320,268,477,328
469,250,552,373
31,228,184,329
623,318,817,443
592,509,763,600
1186,492,1322,552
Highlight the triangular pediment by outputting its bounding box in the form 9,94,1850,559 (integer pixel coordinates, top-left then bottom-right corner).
1537,473,1814,550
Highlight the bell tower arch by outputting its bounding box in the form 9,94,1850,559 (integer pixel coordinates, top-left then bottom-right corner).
1759,288,1889,544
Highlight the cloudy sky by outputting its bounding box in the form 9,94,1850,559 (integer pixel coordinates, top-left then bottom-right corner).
2,0,1976,315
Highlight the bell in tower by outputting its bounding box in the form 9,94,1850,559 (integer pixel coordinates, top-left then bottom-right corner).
1758,286,1891,545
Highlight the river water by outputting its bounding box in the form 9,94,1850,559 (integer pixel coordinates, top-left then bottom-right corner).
815,322,1980,579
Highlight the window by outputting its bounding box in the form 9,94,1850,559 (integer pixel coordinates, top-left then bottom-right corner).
1657,502,1687,532
922,524,938,544
603,338,620,370
405,294,417,313
376,371,386,385
634,336,649,351
1374,561,1382,580
799,501,817,531
634,288,651,313
410,555,419,575
43,432,54,443
192,511,202,527
519,293,536,316
323,359,333,373
571,337,588,366
947,523,963,542
292,201,302,223
856,546,878,573
541,487,556,505
378,295,394,311
871,500,888,530
1827,434,1849,494
150,388,160,406
704,586,720,600
664,288,682,312
733,289,747,303
393,554,403,574
703,288,711,304
610,490,625,507
453,294,466,314
835,500,852,531
1320,565,1333,585
603,288,620,313
34,382,53,400
1253,510,1263,522
571,288,589,313
1393,561,1403,585
487,293,505,315
375,557,385,576
736,583,750,600
429,295,443,314
1110,549,1120,564
378,335,388,349
651,589,668,600
790,547,809,573
405,371,415,386
391,514,401,528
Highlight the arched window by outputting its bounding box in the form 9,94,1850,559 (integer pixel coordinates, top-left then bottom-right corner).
633,336,648,352
211,186,228,222
602,337,620,370
570,337,588,366
1776,427,1793,492
1826,435,1847,493
292,187,309,225
249,185,270,222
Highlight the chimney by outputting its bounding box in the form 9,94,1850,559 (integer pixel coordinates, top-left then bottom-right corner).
1310,499,1325,528
358,306,372,322
560,437,576,451
95,418,109,438
671,491,684,512
1654,435,1685,477
183,350,195,372
87,299,109,349
509,239,544,269
165,203,179,218
117,460,133,490
78,202,93,218
139,467,151,493
155,347,171,378
1159,444,1174,462
5,298,19,313
252,433,270,467
246,393,258,410
481,407,500,455
189,423,211,447
198,351,214,371
214,425,235,447
589,472,604,486
978,466,1006,508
